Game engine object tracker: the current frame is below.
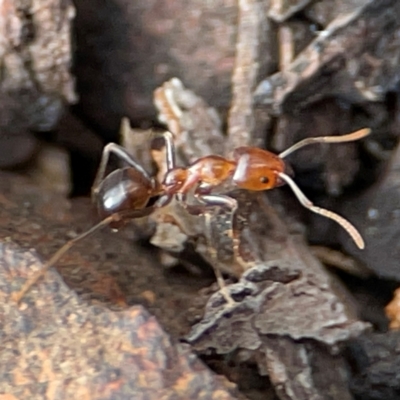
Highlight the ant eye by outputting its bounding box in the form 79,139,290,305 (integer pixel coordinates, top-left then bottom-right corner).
260,176,269,184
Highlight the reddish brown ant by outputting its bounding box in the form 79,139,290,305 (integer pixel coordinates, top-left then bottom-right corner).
13,127,370,303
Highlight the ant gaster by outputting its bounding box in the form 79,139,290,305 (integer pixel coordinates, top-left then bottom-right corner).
13,127,370,303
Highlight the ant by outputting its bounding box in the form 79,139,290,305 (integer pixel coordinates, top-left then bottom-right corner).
13,126,370,303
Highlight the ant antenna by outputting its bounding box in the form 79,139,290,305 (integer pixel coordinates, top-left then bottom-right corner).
12,207,156,304
278,172,365,249
279,128,370,159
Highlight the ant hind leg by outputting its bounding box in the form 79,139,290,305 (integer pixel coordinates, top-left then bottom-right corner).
92,143,152,201
12,204,167,304
12,212,126,304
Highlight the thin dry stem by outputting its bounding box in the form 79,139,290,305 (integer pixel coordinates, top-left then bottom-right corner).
278,25,294,70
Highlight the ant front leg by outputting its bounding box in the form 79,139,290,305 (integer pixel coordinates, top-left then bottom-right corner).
194,192,246,305
196,193,245,270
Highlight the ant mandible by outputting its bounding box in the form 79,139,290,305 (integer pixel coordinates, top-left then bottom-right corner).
13,126,370,303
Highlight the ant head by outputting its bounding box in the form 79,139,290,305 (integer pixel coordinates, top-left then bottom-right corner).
232,147,286,191
162,167,188,194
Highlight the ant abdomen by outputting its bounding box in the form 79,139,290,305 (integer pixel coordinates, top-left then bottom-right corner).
95,167,154,222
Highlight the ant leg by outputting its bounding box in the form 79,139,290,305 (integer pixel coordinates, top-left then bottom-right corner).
120,116,176,171
195,193,248,304
93,130,175,198
196,194,246,271
203,211,235,305
160,131,176,170
12,213,122,303
12,205,166,304
92,143,152,200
